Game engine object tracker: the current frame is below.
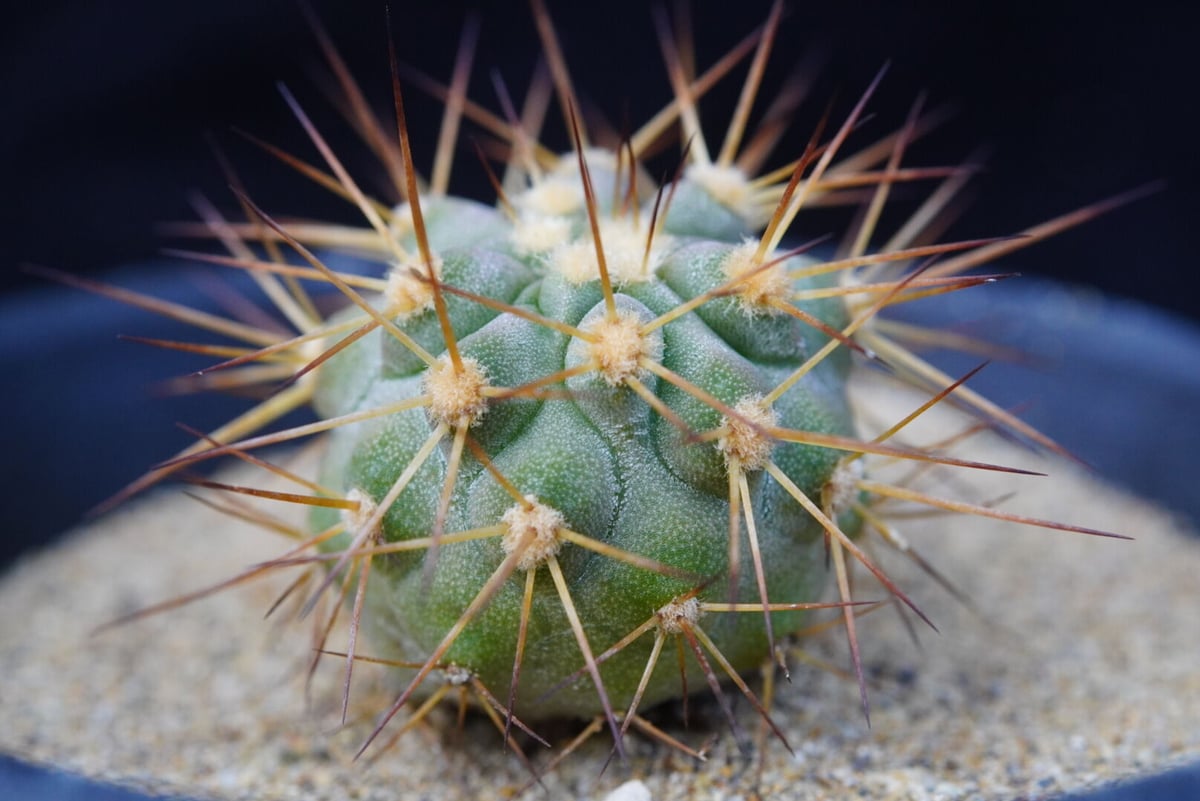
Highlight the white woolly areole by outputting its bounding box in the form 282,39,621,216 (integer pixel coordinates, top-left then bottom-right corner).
510,213,573,256
722,240,790,314
551,217,669,286
600,217,669,283
513,149,625,217
585,311,655,386
717,395,779,472
423,355,489,427
656,597,702,634
687,162,753,213
515,176,582,217
825,458,865,518
340,488,380,538
383,255,443,319
501,497,565,571
551,238,604,285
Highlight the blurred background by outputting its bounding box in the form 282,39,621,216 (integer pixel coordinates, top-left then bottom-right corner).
4,0,1195,313
1,2,1199,799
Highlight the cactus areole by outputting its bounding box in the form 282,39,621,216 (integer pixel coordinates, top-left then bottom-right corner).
309,157,863,721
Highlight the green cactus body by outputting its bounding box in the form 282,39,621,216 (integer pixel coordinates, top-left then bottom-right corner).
307,160,861,720
89,2,1137,768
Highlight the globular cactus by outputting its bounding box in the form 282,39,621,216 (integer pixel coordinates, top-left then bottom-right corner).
99,0,1135,769
306,152,864,732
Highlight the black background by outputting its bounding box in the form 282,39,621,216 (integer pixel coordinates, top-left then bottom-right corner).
3,0,1197,322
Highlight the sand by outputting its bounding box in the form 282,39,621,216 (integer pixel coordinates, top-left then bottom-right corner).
2,378,1197,801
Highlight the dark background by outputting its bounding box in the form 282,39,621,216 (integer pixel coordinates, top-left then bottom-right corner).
3,0,1196,320
2,4,1199,799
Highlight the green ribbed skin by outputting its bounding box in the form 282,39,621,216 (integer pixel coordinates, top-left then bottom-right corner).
309,166,861,720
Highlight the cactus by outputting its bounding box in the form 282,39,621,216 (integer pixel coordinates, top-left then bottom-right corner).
95,0,1138,770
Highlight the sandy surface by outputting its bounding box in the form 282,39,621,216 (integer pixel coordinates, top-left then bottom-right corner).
2,378,1198,801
